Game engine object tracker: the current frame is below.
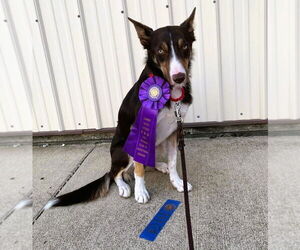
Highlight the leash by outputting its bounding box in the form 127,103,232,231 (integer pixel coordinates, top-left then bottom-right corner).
174,102,194,250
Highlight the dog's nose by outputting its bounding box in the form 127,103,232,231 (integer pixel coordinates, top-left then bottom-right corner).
172,72,186,84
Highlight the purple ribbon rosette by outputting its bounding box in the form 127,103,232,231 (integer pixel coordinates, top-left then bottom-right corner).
123,75,171,167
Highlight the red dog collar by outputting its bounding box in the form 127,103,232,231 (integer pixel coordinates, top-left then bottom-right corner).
170,87,185,102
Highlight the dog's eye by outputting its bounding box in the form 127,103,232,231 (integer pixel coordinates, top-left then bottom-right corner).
183,44,188,50
158,49,164,54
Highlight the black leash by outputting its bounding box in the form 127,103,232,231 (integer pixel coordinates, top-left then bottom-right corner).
174,102,194,250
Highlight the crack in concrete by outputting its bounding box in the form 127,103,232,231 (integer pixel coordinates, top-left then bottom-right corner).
32,145,97,224
0,191,32,226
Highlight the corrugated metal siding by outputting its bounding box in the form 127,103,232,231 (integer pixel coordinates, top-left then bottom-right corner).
0,0,298,133
35,0,99,131
0,0,32,132
268,0,300,120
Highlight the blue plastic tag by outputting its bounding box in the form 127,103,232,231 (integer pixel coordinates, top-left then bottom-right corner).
139,199,181,241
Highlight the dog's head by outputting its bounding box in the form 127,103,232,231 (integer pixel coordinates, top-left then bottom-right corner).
129,8,196,86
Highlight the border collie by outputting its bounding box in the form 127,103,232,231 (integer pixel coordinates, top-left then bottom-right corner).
45,8,196,209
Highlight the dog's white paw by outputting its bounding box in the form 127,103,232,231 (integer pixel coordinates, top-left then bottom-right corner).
118,182,131,198
115,178,131,198
135,185,150,203
134,175,150,203
170,176,192,192
155,162,169,174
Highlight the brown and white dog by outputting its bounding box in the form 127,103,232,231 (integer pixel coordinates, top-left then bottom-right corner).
44,8,196,209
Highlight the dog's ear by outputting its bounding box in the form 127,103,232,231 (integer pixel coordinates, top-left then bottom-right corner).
128,17,153,49
180,7,196,34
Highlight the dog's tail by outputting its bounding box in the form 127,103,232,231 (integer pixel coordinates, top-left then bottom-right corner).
43,172,111,209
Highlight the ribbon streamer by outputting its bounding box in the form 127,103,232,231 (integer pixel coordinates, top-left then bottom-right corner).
123,75,170,167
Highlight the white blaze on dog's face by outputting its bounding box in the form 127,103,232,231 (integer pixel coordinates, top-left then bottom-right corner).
128,8,196,86
169,38,187,86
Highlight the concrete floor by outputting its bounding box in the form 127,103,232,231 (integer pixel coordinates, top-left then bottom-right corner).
0,144,32,249
0,136,299,249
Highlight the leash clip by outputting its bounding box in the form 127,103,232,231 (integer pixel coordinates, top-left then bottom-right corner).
174,102,183,122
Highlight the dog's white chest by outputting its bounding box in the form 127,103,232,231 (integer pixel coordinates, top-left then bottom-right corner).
155,102,189,146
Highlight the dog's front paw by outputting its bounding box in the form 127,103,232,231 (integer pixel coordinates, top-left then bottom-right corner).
170,177,192,192
155,162,169,174
135,185,150,203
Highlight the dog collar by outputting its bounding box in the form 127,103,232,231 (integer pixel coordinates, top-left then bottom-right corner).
170,87,185,102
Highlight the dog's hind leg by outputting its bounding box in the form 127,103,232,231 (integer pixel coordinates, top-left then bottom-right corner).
155,162,169,174
114,162,132,198
134,162,150,203
167,132,192,192
111,148,132,198
155,141,169,174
